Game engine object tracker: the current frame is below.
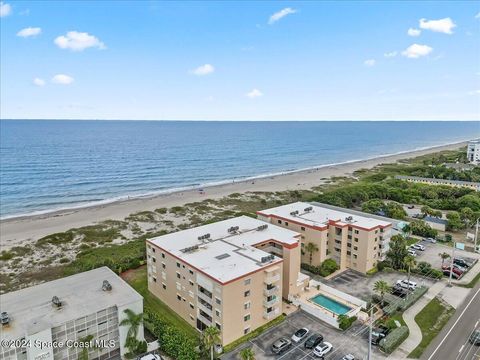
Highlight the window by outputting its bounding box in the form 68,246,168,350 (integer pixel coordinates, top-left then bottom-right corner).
176,272,181,279
215,297,222,305
354,238,359,242
176,262,181,268
244,314,251,322
277,219,282,224
215,323,221,331
244,278,251,286
348,226,352,231
335,240,341,244
162,283,166,290
354,246,358,251
152,277,157,282
189,280,194,286
162,263,166,269
301,226,306,231
347,235,352,240
244,302,251,310
347,243,352,248
244,290,250,297
190,315,195,321
244,327,250,335
353,254,357,259
177,295,181,301
215,309,221,317
190,303,194,309
152,248,156,253
189,270,194,275
354,229,359,234
347,251,351,255
152,257,156,263
285,222,289,226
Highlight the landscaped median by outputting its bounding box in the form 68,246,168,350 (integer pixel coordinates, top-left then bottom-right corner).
408,297,455,358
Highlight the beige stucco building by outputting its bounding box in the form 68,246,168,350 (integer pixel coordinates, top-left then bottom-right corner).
257,202,392,274
146,216,308,346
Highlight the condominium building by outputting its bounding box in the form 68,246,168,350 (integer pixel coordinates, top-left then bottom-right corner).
467,140,480,165
146,216,308,346
395,175,480,192
0,267,144,360
257,202,392,274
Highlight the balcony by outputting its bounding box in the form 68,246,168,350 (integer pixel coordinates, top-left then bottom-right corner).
263,297,279,307
263,308,280,320
264,273,280,284
197,290,213,304
197,313,212,326
264,286,279,296
197,301,213,316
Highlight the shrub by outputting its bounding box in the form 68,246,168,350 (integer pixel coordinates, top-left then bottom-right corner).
366,267,378,276
379,326,409,354
377,260,390,272
383,286,428,315
338,315,357,330
154,207,168,214
301,259,339,277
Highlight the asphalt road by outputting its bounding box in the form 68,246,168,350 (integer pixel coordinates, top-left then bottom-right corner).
422,281,480,360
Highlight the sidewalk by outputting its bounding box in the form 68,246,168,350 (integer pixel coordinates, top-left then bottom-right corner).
388,282,445,360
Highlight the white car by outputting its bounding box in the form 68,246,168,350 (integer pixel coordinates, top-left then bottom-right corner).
425,237,436,243
407,249,417,257
411,244,425,251
313,342,333,357
291,327,309,343
138,354,162,360
396,279,417,290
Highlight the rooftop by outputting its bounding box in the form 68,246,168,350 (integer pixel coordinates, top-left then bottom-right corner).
148,216,300,284
257,202,391,231
0,267,142,341
424,216,448,225
395,175,480,187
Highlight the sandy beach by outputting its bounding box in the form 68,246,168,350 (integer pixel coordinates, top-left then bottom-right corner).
0,141,467,248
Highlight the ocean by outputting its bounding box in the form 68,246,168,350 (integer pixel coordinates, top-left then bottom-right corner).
0,120,478,219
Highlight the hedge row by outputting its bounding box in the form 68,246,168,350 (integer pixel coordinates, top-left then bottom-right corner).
379,326,409,354
383,286,428,315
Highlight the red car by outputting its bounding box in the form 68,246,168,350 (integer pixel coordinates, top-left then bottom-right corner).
442,265,463,276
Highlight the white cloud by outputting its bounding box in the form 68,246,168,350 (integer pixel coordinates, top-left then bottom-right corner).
364,59,376,67
402,43,433,58
0,2,12,17
54,31,105,51
384,51,397,58
408,28,421,37
246,89,263,98
51,74,74,85
419,18,456,34
475,12,480,19
468,90,480,95
17,27,41,38
268,7,297,24
33,78,45,86
190,64,215,76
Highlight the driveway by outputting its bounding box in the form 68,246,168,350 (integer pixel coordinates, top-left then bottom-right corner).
222,310,385,360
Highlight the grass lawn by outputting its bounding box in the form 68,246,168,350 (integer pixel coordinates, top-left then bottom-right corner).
408,297,455,359
458,270,480,289
122,265,199,340
389,312,407,327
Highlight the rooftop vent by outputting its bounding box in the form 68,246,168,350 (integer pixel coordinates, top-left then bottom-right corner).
290,210,299,216
345,216,353,222
181,245,199,253
228,226,239,233
215,253,231,260
261,254,275,263
52,296,62,308
102,280,112,291
304,206,313,212
198,233,211,241
257,224,268,231
1,312,9,326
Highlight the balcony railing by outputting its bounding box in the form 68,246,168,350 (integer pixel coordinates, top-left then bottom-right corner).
263,308,280,320
197,301,213,316
197,290,213,304
264,286,279,296
197,313,212,326
264,274,280,284
263,297,279,307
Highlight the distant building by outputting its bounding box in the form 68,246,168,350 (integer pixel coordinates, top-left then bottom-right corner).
257,202,392,274
423,216,448,232
467,140,480,165
444,163,476,171
146,216,308,346
0,267,144,360
395,175,480,192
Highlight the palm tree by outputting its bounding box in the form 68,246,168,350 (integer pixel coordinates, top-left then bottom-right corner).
77,335,101,360
119,309,143,354
305,242,319,265
239,347,255,360
202,326,221,360
373,280,391,306
404,255,417,293
439,252,450,267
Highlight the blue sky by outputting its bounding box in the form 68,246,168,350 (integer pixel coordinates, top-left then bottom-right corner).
1,1,479,120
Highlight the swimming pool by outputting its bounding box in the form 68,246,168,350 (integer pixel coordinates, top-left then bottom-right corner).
310,294,352,315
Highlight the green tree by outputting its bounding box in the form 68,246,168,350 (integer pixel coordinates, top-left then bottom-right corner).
421,206,433,216
404,255,417,292
373,280,391,306
77,335,95,360
119,309,146,357
202,326,221,360
305,242,319,265
446,211,463,230
460,207,475,228
439,252,450,267
239,347,255,360
386,235,409,270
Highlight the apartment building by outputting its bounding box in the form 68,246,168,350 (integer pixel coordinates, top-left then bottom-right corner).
395,175,480,192
467,140,480,165
146,216,308,346
257,202,392,274
0,267,144,360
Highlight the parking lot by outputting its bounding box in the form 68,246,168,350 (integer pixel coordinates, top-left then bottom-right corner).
413,239,478,269
222,310,384,360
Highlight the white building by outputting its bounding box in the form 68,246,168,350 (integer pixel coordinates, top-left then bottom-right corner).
467,140,480,165
0,267,144,360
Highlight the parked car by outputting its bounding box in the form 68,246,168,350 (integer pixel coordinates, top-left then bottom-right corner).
442,269,460,279
138,354,163,360
425,237,436,243
454,258,470,268
292,327,309,343
391,284,408,297
469,330,480,345
341,355,355,360
407,205,415,209
371,326,390,345
304,334,324,349
453,263,468,273
442,265,463,276
313,342,333,357
407,249,417,257
272,338,292,354
411,244,425,251
396,279,417,290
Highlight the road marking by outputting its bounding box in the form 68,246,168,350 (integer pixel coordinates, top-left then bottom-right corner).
459,345,464,353
427,286,480,360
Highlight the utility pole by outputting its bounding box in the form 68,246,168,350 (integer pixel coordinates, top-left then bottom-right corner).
367,306,373,360
448,242,456,287
475,218,479,254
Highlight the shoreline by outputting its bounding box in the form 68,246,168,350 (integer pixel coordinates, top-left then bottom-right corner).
0,141,467,247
